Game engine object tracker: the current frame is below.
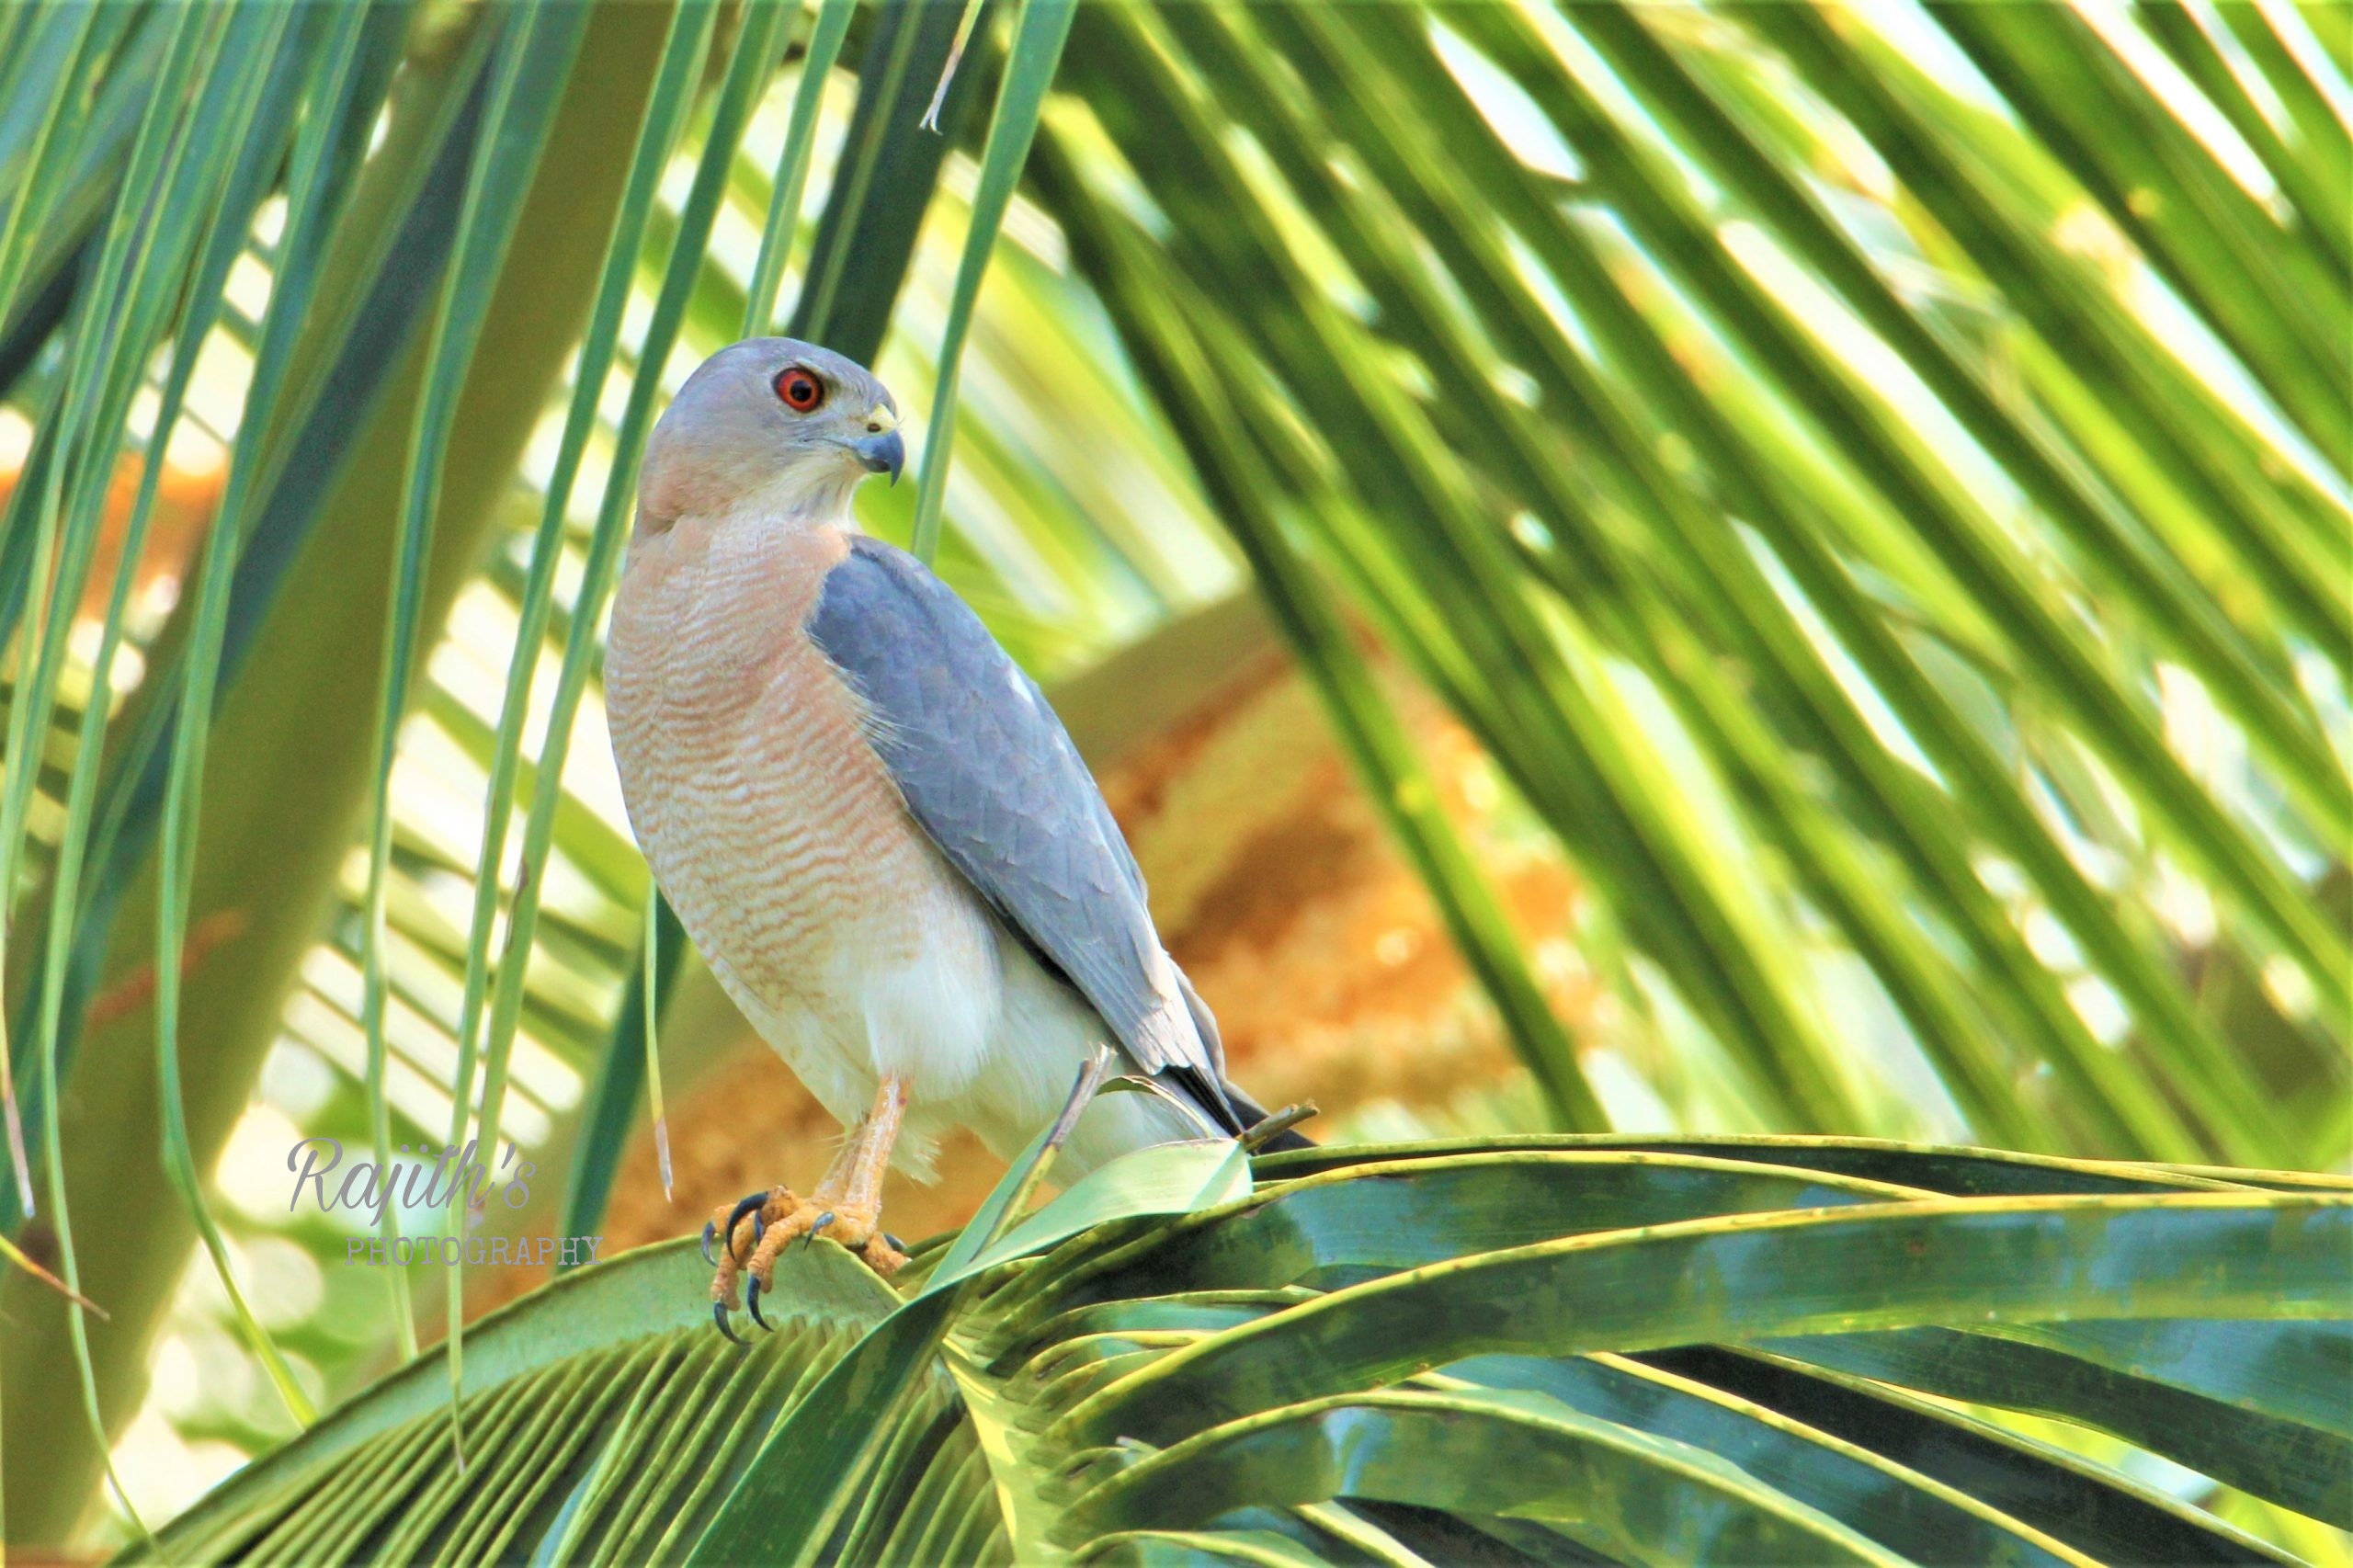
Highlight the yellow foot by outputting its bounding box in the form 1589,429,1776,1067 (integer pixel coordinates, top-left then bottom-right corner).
702,1186,907,1342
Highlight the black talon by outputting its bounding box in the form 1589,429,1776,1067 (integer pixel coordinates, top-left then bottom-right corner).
700,1221,719,1267
803,1210,835,1248
747,1274,774,1331
724,1193,767,1261
884,1233,906,1253
713,1302,746,1346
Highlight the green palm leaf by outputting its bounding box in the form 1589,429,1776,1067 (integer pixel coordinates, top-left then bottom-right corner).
130,1138,2347,1564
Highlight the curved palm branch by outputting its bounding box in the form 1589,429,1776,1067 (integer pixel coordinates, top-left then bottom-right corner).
137,1137,2349,1564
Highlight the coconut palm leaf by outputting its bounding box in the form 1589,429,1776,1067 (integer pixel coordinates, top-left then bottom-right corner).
1026,0,2347,1163
130,1138,2348,1564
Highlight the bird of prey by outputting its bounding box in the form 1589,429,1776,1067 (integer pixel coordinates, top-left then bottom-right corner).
607,338,1304,1336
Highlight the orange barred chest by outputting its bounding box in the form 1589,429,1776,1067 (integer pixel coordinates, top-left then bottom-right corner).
606,517,963,1013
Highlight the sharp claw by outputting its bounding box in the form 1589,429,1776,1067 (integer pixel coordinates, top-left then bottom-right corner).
747,1275,774,1331
724,1194,767,1261
713,1302,746,1346
701,1221,718,1267
884,1233,906,1253
803,1210,835,1247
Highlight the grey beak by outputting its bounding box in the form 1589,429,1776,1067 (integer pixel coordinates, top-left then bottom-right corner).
852,428,905,484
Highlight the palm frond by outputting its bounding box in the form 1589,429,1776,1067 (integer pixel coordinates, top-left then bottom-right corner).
131,1139,2351,1564
1029,0,2348,1164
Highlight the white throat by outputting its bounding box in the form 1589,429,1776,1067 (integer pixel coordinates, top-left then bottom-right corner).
637,455,868,538
739,459,866,527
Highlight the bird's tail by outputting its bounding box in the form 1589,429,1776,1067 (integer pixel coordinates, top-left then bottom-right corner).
1171,964,1314,1151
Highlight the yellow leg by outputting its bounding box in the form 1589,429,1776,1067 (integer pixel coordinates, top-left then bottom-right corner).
707,1077,910,1335
815,1074,906,1221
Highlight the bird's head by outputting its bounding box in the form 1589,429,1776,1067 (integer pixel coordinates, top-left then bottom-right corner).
637,337,902,529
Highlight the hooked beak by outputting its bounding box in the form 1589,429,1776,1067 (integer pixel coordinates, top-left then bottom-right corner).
851,427,904,484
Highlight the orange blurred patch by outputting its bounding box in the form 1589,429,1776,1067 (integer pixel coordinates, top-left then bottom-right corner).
0,424,226,628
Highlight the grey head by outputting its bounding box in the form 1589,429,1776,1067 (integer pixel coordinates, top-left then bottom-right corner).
637,337,903,528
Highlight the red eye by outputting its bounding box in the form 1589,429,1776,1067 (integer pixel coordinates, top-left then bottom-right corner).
775,368,824,411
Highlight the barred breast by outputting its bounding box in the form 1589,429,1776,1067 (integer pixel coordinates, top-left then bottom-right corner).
605,512,1002,1124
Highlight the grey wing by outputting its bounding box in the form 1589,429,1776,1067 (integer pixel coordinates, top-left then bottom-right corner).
807,534,1239,1127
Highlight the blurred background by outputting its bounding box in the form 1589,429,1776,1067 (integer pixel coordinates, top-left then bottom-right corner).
0,0,2343,1555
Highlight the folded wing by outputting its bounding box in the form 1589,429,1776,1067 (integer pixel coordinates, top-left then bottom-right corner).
806,534,1244,1133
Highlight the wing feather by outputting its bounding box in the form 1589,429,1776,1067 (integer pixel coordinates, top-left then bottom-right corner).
807,535,1237,1126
